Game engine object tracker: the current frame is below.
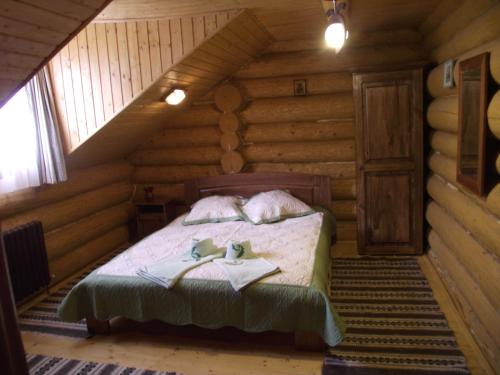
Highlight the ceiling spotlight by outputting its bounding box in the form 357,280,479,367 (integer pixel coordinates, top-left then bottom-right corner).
165,89,186,105
325,0,348,53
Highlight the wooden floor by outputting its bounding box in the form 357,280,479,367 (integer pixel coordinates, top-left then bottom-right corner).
21,242,494,375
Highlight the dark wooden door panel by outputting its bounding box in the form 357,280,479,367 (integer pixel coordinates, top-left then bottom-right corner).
365,172,413,245
364,83,412,161
354,68,423,255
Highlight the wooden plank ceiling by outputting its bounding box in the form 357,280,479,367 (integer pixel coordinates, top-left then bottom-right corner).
48,10,237,153
0,0,112,108
95,0,448,41
66,10,273,169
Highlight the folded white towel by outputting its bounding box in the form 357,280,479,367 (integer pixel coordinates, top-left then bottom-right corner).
213,257,280,292
137,239,223,289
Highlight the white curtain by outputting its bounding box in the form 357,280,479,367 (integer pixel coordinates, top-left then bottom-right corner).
0,67,67,194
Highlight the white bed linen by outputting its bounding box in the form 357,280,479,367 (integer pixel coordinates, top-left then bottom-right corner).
97,212,324,287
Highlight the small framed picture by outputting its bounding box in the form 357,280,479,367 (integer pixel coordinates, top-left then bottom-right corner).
443,59,455,89
293,79,307,96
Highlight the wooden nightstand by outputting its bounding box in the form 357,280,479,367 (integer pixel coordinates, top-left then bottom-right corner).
134,198,176,240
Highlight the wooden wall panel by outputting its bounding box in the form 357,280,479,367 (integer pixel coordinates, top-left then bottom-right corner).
130,40,425,246
423,6,500,371
0,161,133,285
48,11,236,153
0,0,111,108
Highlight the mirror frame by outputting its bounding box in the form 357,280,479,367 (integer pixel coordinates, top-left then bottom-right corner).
457,52,489,196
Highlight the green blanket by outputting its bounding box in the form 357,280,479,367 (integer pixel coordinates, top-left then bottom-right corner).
58,208,345,346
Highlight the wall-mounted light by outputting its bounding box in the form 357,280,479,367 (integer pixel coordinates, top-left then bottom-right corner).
165,89,186,105
325,0,348,53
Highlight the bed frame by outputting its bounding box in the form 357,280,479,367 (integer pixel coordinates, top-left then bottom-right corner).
87,172,331,350
185,172,331,208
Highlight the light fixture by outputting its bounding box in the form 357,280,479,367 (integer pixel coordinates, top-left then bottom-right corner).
325,0,348,53
165,89,186,105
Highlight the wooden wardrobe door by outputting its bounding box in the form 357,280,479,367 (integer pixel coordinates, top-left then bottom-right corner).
353,69,423,255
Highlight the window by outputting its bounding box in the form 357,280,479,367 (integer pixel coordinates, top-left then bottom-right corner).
0,87,41,194
0,68,67,195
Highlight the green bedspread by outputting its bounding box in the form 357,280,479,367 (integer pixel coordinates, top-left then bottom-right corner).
58,208,345,346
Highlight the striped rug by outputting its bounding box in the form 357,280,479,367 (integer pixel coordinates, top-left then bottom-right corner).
323,257,470,375
19,248,125,338
27,354,175,374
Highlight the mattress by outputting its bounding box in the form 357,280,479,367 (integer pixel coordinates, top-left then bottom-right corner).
58,207,345,346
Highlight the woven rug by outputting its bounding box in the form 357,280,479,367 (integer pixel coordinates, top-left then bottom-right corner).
19,248,125,338
323,257,470,375
27,353,175,374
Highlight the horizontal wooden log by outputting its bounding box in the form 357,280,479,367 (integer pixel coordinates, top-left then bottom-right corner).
235,72,353,99
235,44,426,79
0,161,132,219
45,202,133,261
140,126,220,149
426,202,500,311
331,240,358,257
243,140,355,163
486,184,500,217
133,165,223,184
167,105,220,128
130,146,222,166
49,226,129,285
267,29,422,53
428,152,456,182
428,152,500,218
488,89,500,139
2,181,132,232
432,3,500,63
427,174,500,257
426,63,457,98
242,93,353,124
427,96,458,133
331,200,356,220
246,162,356,179
336,221,357,241
244,121,354,143
427,239,500,371
332,179,356,200
429,131,457,158
133,184,184,201
424,0,496,51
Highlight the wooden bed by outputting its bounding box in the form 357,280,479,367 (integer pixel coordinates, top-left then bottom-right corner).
87,172,333,350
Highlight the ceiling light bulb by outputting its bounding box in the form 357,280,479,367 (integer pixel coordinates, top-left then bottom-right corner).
165,89,186,105
325,21,346,53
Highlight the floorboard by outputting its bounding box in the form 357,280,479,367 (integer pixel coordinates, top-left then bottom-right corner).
20,242,493,375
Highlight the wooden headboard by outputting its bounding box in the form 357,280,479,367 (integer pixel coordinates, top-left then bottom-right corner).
185,172,331,208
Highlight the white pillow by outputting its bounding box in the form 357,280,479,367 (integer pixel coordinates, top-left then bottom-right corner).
183,195,244,225
242,190,314,225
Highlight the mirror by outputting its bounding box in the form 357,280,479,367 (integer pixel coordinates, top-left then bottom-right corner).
457,53,489,196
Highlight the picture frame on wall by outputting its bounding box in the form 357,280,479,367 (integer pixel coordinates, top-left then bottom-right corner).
443,59,455,89
293,79,307,96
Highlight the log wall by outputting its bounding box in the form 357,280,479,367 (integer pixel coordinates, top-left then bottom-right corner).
424,5,500,371
0,161,133,285
131,41,428,249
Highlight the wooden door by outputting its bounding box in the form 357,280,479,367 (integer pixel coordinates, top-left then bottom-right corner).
353,69,423,255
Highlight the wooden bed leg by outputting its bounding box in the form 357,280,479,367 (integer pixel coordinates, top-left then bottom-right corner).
86,316,110,335
294,331,325,351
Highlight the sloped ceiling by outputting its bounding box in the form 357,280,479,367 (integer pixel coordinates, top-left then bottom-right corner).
0,0,112,108
95,0,449,40
48,10,237,153
66,10,273,169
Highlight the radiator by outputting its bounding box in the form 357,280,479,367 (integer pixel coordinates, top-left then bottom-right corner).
2,221,51,303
